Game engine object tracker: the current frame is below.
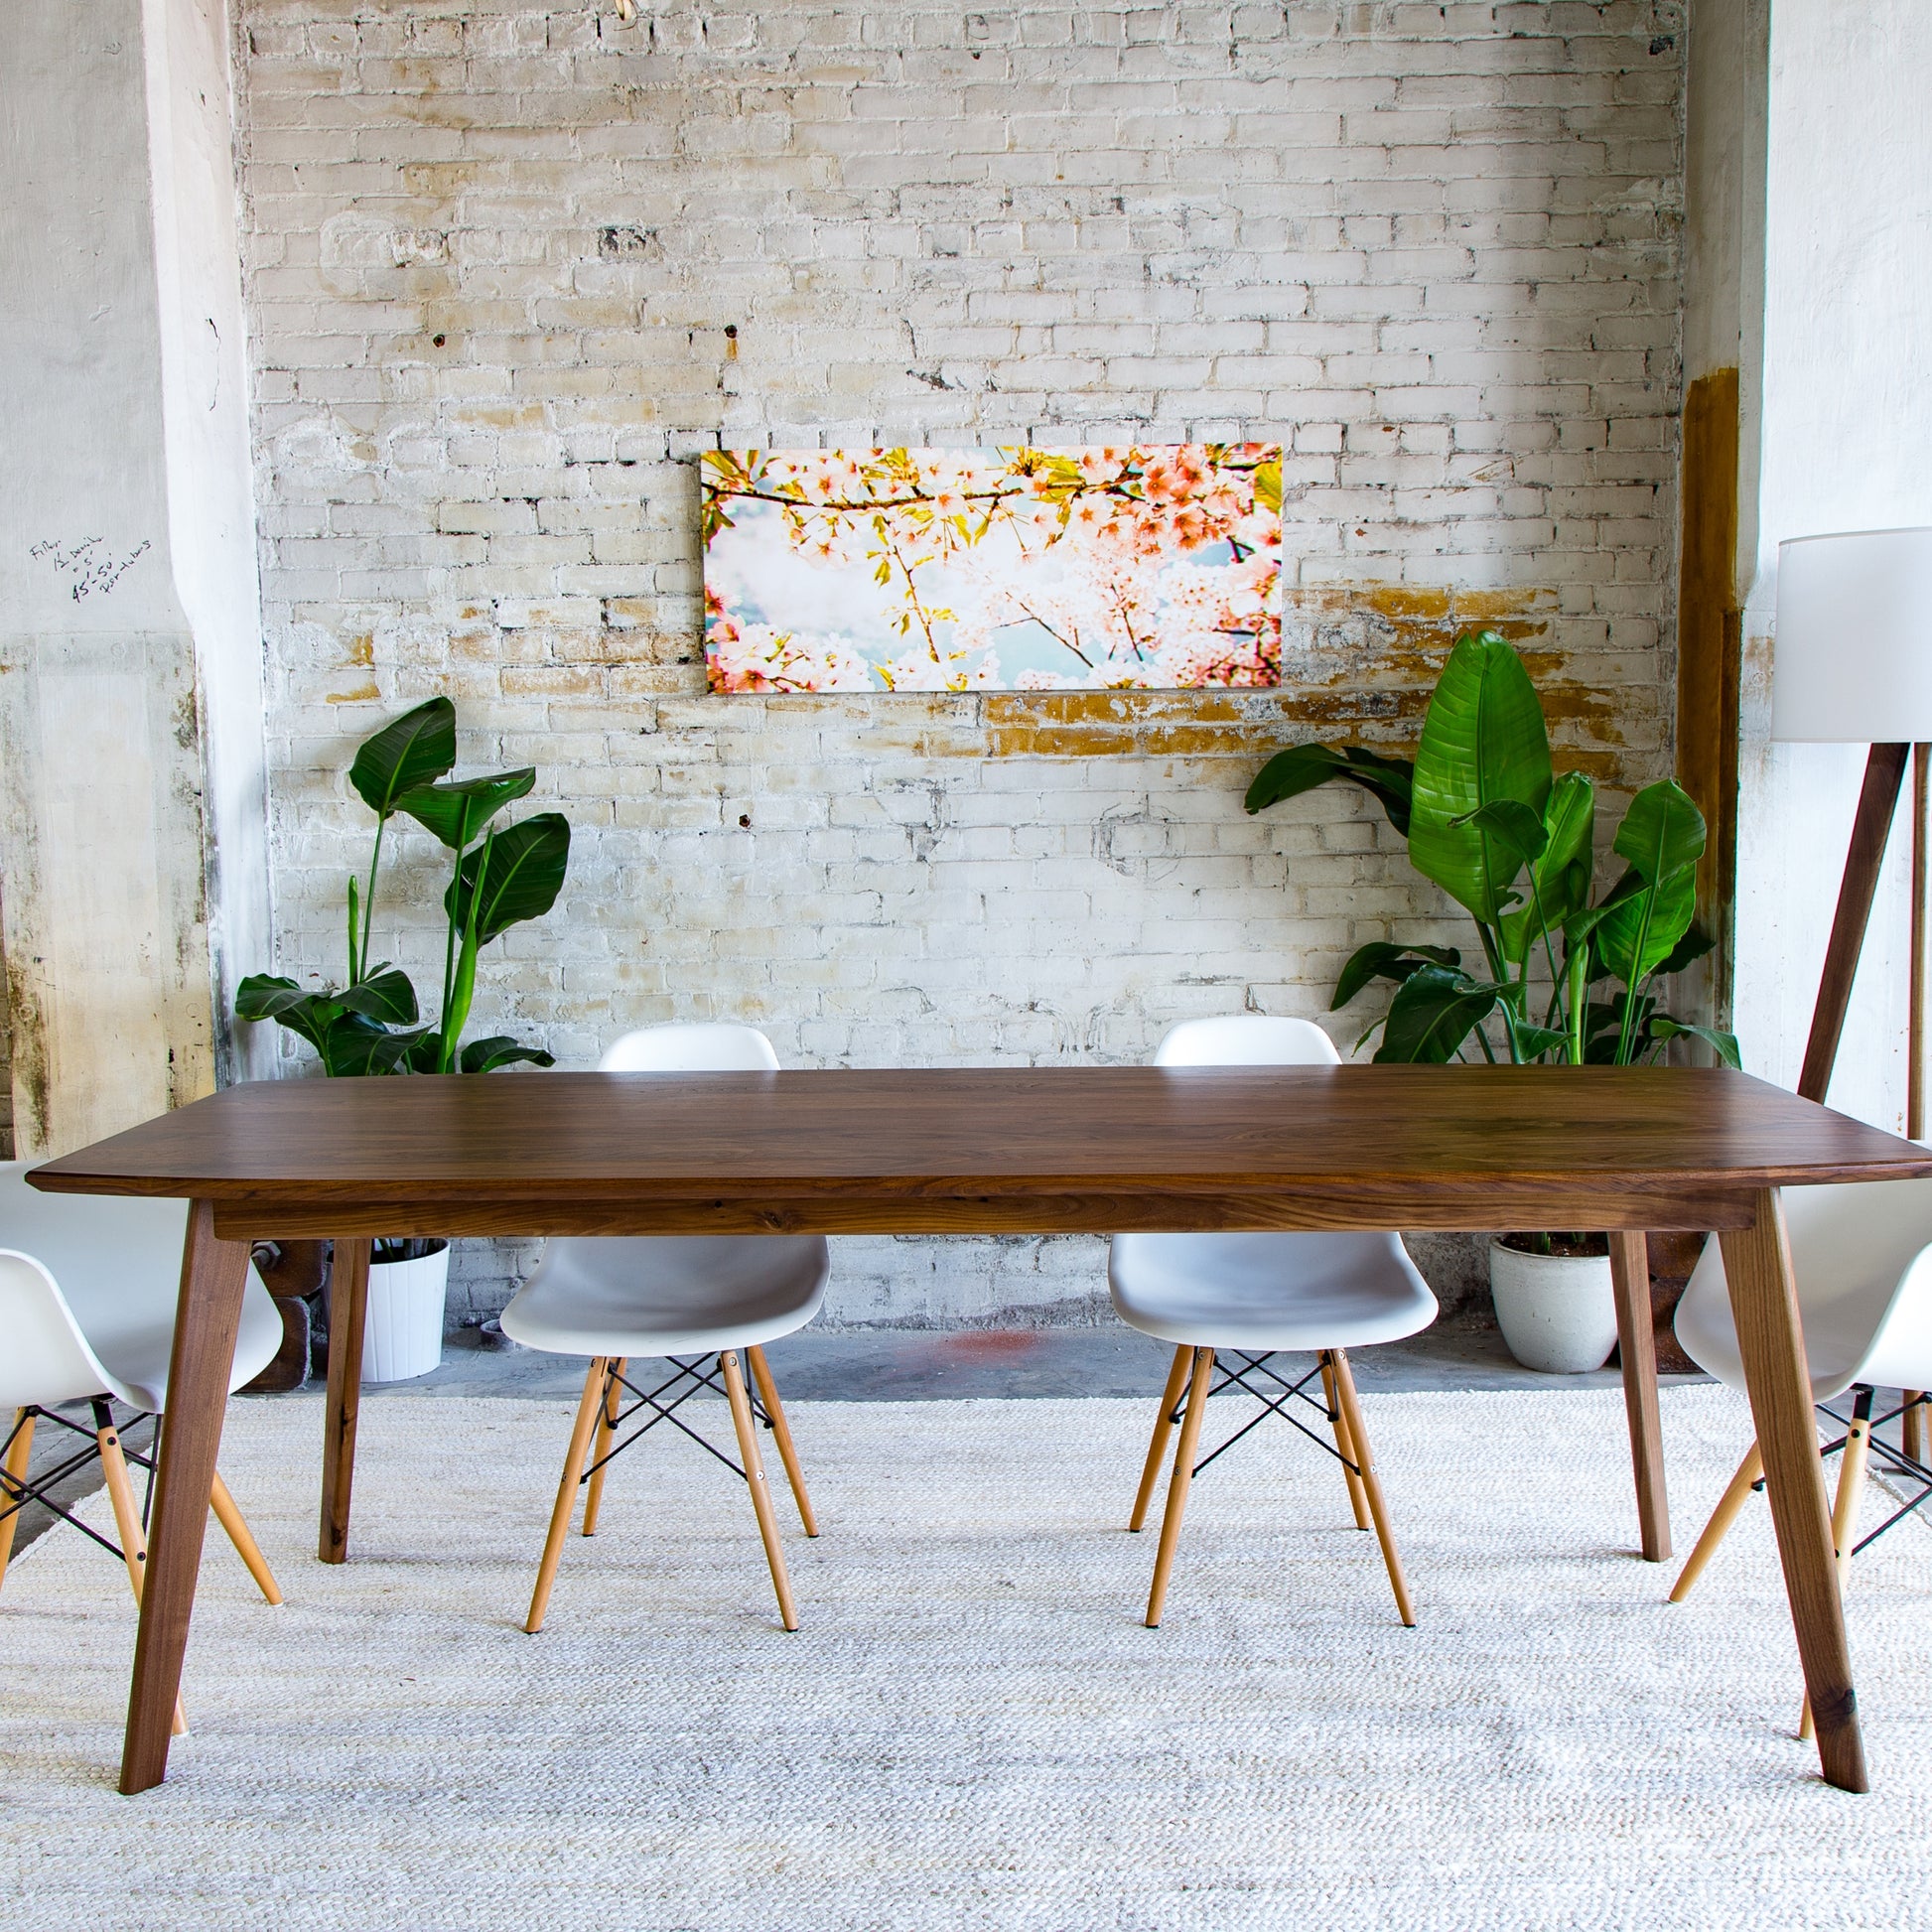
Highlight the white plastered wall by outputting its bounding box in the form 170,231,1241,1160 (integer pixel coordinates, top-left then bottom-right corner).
1731,0,1932,1133
0,0,268,1157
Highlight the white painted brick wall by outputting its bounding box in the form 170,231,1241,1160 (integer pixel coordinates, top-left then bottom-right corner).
231,0,1686,1326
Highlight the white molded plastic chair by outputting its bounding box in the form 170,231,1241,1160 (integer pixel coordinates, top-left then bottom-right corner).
501,1024,829,1633
0,1162,285,1732
1669,1179,1932,1643
1110,1017,1439,1627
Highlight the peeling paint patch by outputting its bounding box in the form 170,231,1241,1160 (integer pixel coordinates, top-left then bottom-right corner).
326,680,381,704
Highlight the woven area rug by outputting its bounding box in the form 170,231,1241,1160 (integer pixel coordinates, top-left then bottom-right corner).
5,1384,1932,1930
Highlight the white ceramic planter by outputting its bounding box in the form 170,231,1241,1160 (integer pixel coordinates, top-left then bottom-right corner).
361,1242,451,1384
1488,1240,1618,1374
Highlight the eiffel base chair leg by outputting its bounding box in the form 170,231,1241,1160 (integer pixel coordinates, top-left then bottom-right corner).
1329,1350,1415,1626
1320,1352,1372,1531
1129,1347,1192,1534
1801,1390,1874,1743
581,1358,624,1537
1669,1442,1764,1603
0,1410,37,1593
722,1350,798,1630
92,1404,188,1736
1145,1347,1215,1627
208,1470,283,1605
525,1358,609,1634
747,1345,818,1537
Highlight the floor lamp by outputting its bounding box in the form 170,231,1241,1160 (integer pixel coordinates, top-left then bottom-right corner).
1773,526,1932,1458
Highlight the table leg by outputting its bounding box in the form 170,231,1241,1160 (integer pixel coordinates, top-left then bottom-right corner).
1609,1231,1671,1562
319,1237,371,1565
120,1200,250,1795
1719,1188,1868,1792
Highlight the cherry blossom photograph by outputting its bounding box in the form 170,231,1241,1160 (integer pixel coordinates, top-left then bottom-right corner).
700,444,1283,693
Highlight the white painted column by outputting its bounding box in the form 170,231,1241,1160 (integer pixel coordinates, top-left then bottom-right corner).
0,0,268,1157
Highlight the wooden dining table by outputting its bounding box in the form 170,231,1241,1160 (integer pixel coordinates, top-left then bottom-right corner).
28,1060,1932,1796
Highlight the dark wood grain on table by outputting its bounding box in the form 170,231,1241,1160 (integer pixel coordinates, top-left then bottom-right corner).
29,1061,1930,1798
29,1066,1932,1241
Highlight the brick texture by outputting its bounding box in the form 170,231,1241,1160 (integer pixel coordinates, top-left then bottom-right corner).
232,0,1687,1324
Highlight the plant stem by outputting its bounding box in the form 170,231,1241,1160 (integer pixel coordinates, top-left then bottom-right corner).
1566,942,1589,1064
1614,887,1657,1065
357,816,388,987
436,801,477,1049
345,877,360,986
438,825,490,1072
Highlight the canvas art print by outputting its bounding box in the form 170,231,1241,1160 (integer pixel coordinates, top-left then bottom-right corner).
701,444,1282,693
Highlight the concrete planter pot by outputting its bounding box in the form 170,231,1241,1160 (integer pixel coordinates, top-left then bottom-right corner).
1488,1240,1617,1374
361,1241,451,1384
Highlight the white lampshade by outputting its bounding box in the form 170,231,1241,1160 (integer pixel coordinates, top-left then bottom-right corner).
1772,527,1932,742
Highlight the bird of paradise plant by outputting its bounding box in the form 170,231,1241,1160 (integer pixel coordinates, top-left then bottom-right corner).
1246,629,1739,1073
236,697,571,1078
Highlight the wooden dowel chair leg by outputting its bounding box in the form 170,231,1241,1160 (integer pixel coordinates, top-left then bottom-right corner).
1329,1350,1416,1627
1145,1347,1214,1628
1801,1391,1873,1743
747,1346,817,1538
1321,1353,1372,1531
0,1410,36,1594
1668,1442,1764,1603
525,1358,608,1635
1893,1391,1924,1460
94,1409,187,1736
582,1358,624,1538
722,1350,798,1631
208,1470,283,1605
1130,1346,1192,1534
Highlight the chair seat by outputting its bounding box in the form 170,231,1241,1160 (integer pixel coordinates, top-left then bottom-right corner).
498,1235,830,1358
1110,1231,1437,1353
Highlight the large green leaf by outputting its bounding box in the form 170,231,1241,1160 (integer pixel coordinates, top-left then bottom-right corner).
1650,1016,1743,1069
1592,863,1698,987
395,769,536,851
235,975,339,1056
347,698,457,818
1246,744,1415,836
1373,963,1502,1063
1406,632,1553,924
1499,771,1596,968
1331,941,1462,1011
1612,779,1706,885
334,967,420,1026
443,812,572,945
459,1035,558,1073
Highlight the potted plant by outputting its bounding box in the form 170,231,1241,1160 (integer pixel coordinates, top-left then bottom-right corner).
235,698,572,1380
1247,629,1739,1372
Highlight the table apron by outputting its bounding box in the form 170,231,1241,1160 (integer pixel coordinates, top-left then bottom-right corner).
208,1181,1761,1242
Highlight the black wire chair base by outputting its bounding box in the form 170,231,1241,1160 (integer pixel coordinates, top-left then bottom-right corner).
1780,1387,1932,1559
0,1399,160,1566
577,1354,778,1488
1176,1350,1362,1483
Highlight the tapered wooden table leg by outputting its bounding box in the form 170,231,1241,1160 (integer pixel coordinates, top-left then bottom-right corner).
1719,1189,1867,1792
319,1237,371,1565
1609,1231,1671,1562
120,1201,250,1795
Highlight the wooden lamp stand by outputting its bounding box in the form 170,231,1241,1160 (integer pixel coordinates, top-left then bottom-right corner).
1798,740,1932,1460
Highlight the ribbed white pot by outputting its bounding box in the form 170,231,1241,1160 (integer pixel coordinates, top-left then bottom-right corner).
1488,1240,1617,1374
361,1243,451,1384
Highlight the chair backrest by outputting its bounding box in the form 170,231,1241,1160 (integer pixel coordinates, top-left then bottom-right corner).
0,1247,118,1412
598,1023,781,1073
1677,1174,1932,1393
1154,1016,1341,1069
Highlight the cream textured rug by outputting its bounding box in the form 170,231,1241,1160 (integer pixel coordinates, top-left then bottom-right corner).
5,1385,1932,1929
